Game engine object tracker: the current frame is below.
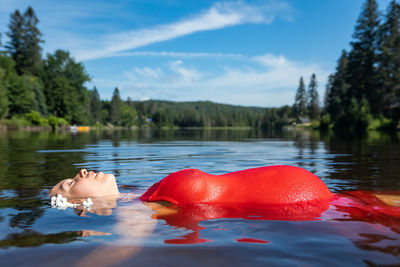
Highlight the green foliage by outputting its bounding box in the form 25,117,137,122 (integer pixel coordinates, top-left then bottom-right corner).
0,62,9,119
121,104,137,127
7,73,35,114
110,88,122,126
5,10,24,73
368,116,392,130
7,115,30,128
0,87,8,118
307,73,320,120
310,120,320,129
25,111,47,125
47,115,57,130
152,109,166,128
129,100,285,129
23,7,43,75
377,0,400,125
3,6,289,130
323,0,400,133
319,114,331,131
25,111,41,125
325,51,349,122
48,115,67,130
262,107,292,130
41,50,91,124
8,4,400,132
101,108,110,125
346,0,381,114
5,6,43,75
358,97,373,130
90,87,101,124
0,53,17,119
334,97,372,133
293,77,307,117
27,75,47,115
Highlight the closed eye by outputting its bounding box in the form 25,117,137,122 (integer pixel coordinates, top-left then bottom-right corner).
61,179,74,191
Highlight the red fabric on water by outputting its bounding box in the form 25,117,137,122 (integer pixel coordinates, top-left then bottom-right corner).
140,165,334,206
236,238,269,244
139,166,400,244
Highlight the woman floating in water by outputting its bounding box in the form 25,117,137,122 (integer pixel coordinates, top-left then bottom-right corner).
50,165,399,221
50,165,400,264
48,165,400,264
50,166,335,218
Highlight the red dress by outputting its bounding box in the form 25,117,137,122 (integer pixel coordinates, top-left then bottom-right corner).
140,165,400,244
140,165,334,206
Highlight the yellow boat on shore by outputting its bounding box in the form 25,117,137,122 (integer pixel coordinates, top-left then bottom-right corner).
69,126,90,132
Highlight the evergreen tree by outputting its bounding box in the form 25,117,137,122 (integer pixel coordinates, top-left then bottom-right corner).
337,96,372,132
307,73,320,120
101,101,110,124
6,7,43,75
346,0,381,115
324,74,334,109
22,7,43,75
90,87,102,124
110,88,122,125
0,55,9,118
0,86,8,118
5,10,25,74
377,0,400,125
27,75,47,115
326,50,350,122
293,77,307,117
0,54,18,118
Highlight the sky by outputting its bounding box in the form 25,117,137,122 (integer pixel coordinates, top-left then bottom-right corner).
0,0,393,107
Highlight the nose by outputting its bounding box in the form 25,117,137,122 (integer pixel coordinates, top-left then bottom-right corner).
80,169,88,177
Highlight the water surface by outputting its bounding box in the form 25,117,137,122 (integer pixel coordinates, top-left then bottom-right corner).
0,129,399,266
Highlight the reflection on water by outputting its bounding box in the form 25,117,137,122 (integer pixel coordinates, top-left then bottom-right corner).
0,230,85,248
0,128,399,266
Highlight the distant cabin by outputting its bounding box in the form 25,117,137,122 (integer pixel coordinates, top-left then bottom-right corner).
296,117,311,126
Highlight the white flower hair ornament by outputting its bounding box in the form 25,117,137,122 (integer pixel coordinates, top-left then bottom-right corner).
51,194,93,211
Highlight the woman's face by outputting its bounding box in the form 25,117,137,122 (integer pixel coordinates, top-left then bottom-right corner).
49,169,119,198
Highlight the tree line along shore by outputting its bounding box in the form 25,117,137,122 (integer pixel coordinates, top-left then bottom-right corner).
0,0,399,133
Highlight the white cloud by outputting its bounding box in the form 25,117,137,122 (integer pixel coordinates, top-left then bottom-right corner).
168,60,201,84
202,54,327,91
134,67,163,79
103,51,246,59
73,1,291,61
194,54,330,106
253,53,287,67
93,53,329,107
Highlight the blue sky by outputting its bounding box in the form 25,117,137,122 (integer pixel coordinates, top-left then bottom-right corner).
0,0,393,107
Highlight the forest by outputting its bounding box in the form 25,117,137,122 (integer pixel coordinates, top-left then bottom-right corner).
321,0,400,132
0,0,399,132
0,6,296,130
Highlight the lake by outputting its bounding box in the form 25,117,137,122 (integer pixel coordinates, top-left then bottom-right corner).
0,128,399,266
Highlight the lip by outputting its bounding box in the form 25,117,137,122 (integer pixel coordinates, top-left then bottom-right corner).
95,172,103,178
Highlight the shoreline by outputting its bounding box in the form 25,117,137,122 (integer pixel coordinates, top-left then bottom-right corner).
0,124,264,132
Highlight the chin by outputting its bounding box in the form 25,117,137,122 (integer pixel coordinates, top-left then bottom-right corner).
103,173,116,181
104,173,119,195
